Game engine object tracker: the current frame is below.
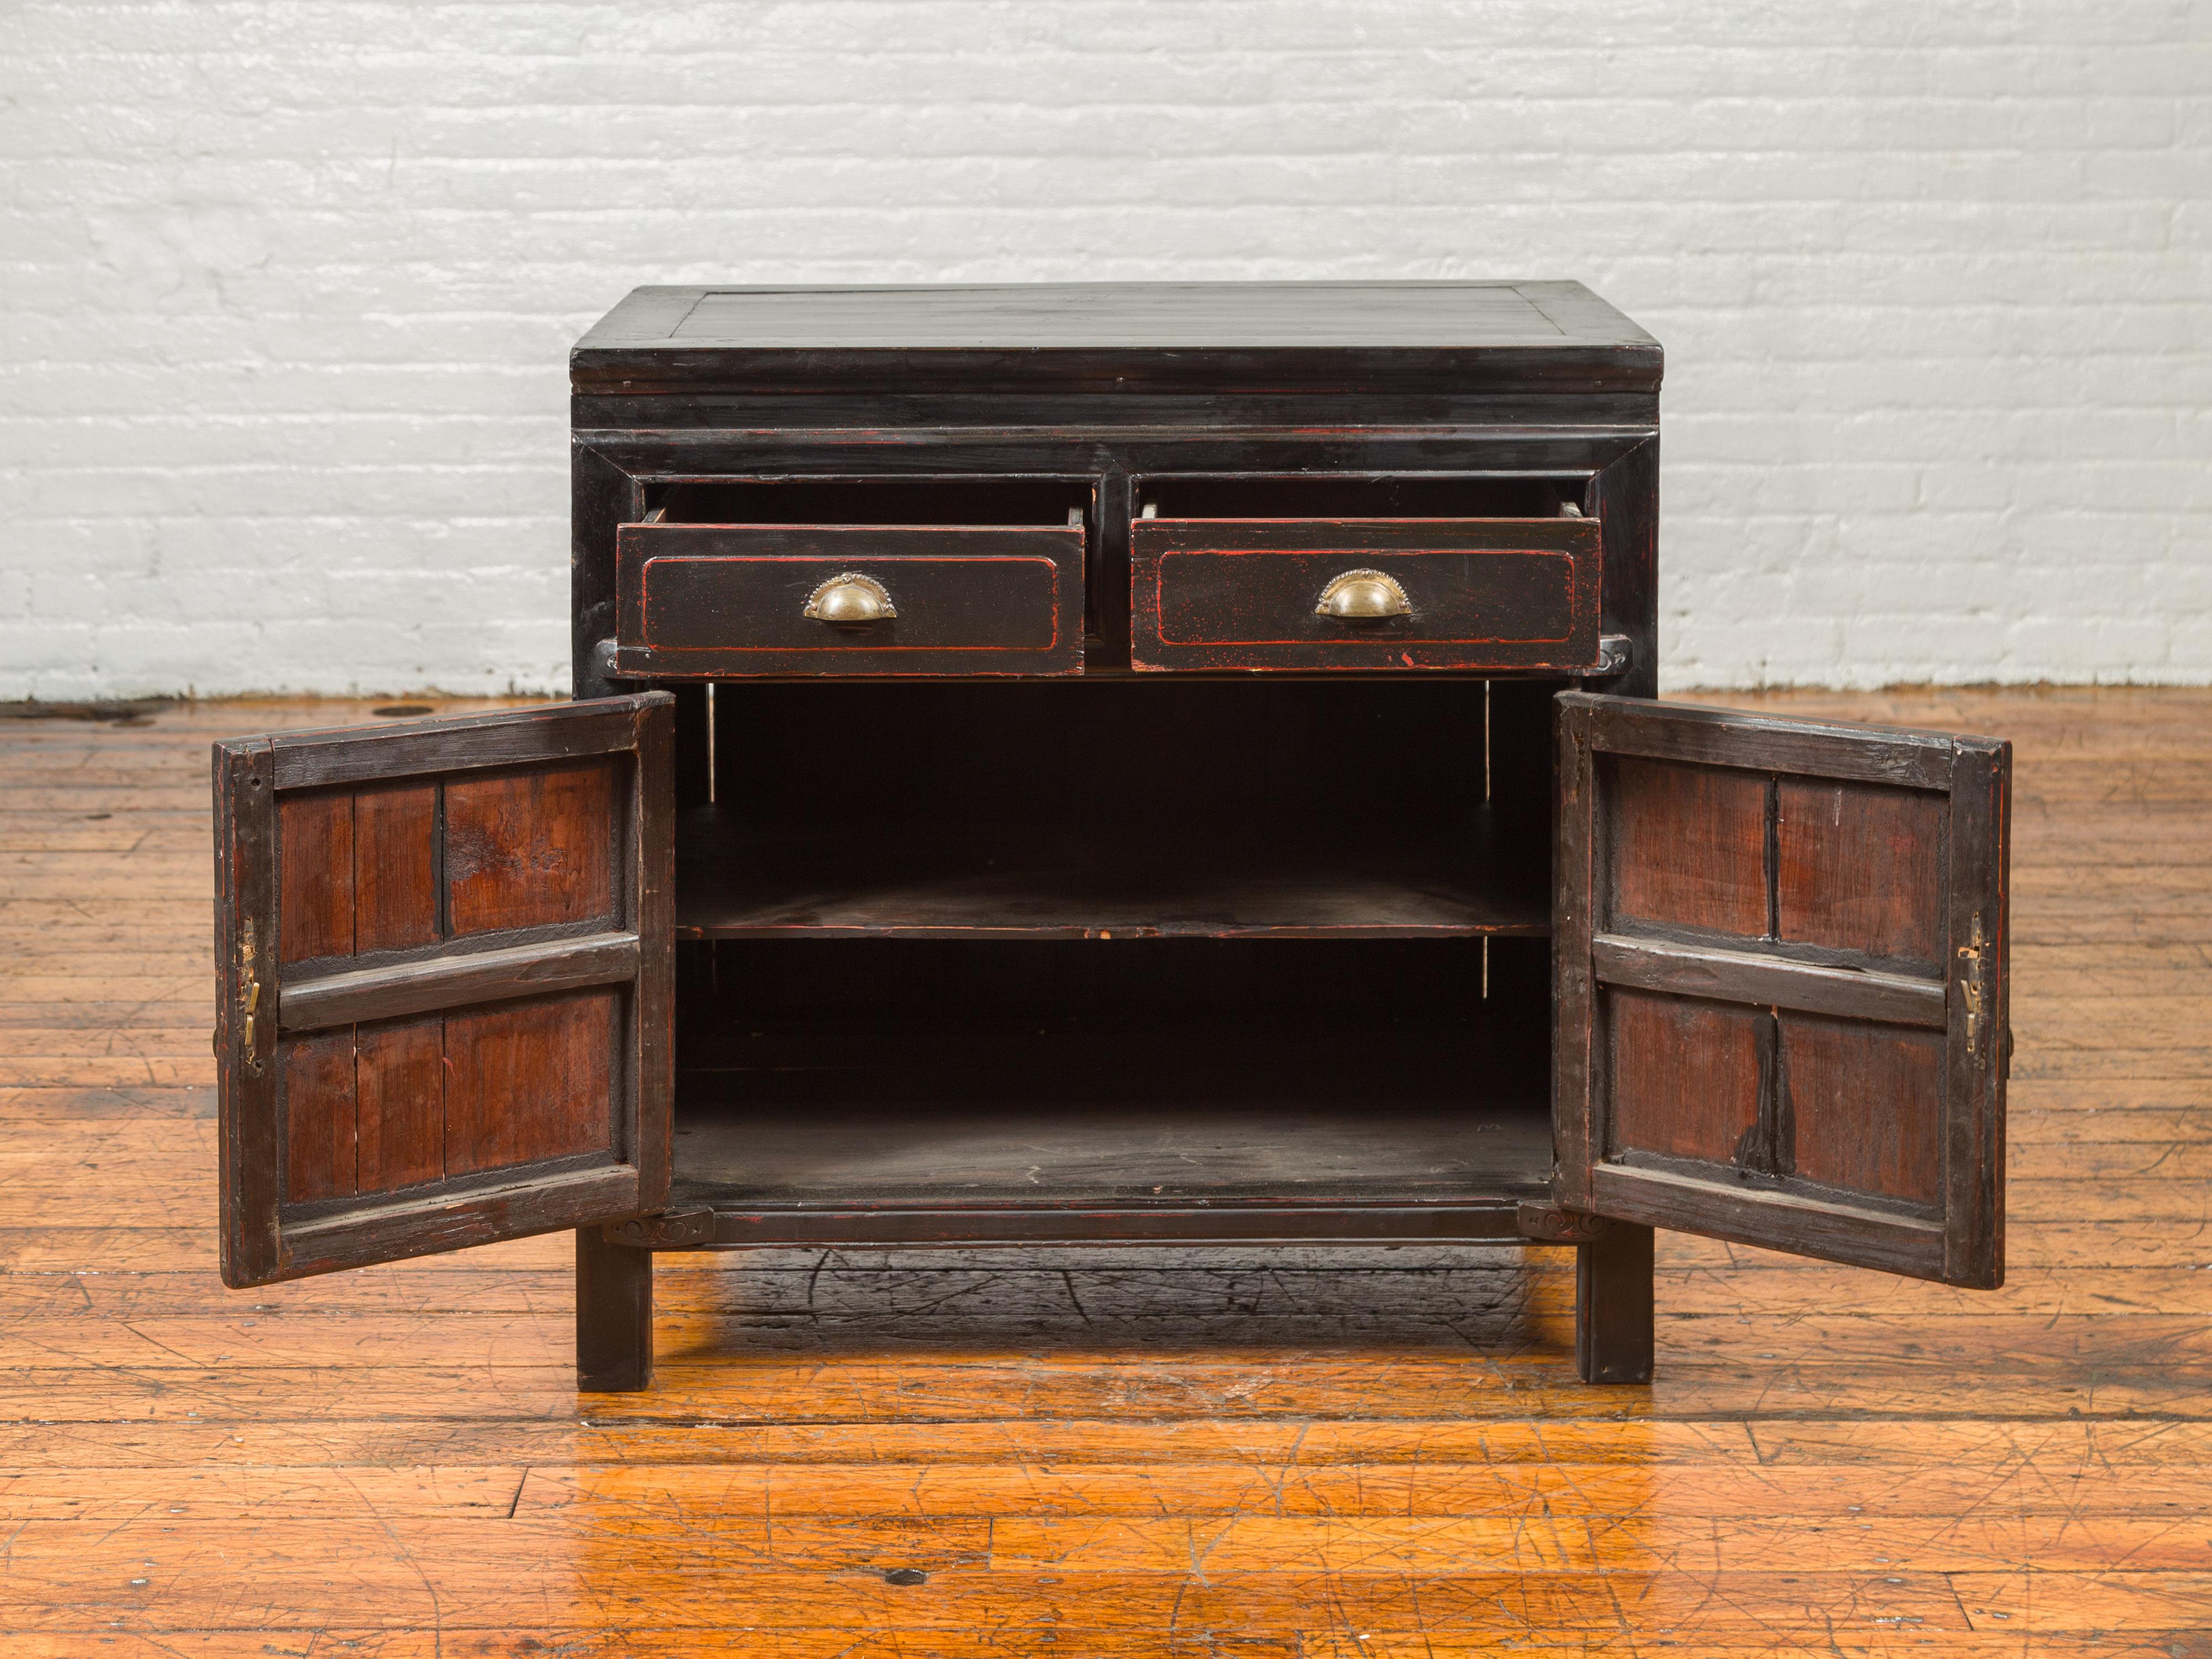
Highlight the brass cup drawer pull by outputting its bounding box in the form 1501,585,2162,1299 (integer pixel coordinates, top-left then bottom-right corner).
804,573,897,626
1315,569,1411,621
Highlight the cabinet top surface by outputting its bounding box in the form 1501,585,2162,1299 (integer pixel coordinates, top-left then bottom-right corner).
572,282,1661,396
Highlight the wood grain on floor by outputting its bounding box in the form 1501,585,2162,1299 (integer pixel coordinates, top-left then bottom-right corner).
2,688,2209,1656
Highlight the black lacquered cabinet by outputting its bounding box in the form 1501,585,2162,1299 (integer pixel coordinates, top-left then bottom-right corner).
211,284,2013,1391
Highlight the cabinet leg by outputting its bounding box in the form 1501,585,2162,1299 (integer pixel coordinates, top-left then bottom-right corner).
576,1228,654,1392
1576,1222,1654,1384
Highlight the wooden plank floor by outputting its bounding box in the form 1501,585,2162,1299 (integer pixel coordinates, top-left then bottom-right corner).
3,687,2209,1656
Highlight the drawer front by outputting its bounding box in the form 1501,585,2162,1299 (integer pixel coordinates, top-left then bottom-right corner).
615,524,1083,676
1131,518,1601,672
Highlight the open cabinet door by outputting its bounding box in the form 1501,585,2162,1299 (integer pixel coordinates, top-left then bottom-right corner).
1554,693,2010,1287
213,695,674,1286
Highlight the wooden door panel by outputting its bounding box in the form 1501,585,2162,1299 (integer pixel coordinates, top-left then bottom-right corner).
281,1029,358,1202
1607,758,1769,936
353,1015,447,1192
442,988,622,1175
444,760,618,934
1774,779,1946,966
352,782,440,952
277,791,356,963
1602,990,1764,1166
1556,693,2010,1287
215,695,674,1287
1784,1013,1946,1204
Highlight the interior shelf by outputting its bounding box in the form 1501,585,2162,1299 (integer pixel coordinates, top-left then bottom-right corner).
674,809,1549,939
670,1096,1553,1209
669,941,1554,1212
680,679,1557,939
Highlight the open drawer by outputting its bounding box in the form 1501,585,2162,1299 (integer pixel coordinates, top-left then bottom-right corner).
1130,474,1602,672
614,478,1091,677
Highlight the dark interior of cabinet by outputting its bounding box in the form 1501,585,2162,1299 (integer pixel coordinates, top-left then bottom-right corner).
663,676,1564,1209
1136,473,1587,519
651,476,1094,527
679,677,1558,938
670,935,1554,1207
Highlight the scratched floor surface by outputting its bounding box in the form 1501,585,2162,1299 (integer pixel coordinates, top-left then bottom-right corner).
2,688,2209,1656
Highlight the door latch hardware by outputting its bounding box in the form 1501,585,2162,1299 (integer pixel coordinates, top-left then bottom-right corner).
238,919,262,1067
1956,912,1989,1049
1587,634,1634,677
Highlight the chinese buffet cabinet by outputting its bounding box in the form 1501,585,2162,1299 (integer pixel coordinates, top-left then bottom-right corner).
211,283,2012,1391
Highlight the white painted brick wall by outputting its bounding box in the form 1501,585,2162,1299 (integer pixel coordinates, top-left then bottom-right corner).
3,1,2206,697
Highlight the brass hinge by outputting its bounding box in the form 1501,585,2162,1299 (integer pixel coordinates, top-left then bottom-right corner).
1517,1202,1610,1243
237,918,263,1068
602,1207,714,1249
1956,912,1989,1050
